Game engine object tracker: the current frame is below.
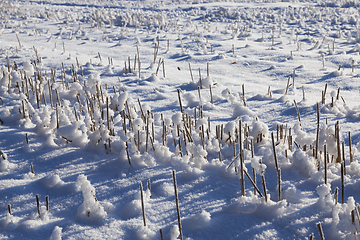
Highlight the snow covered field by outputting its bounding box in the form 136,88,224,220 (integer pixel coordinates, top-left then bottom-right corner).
2,0,360,239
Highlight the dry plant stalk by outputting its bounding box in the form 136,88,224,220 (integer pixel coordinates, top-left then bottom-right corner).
243,169,263,197
46,195,49,211
355,205,360,225
147,179,151,195
155,58,162,76
292,69,295,88
239,120,245,196
126,142,131,166
278,169,281,201
139,182,146,226
36,194,40,218
316,222,325,240
336,87,340,101
341,162,344,204
172,170,183,240
209,85,213,104
315,103,320,159
293,100,301,127
349,132,353,163
271,132,282,201
188,63,194,82
271,132,279,172
162,60,165,78
336,121,341,163
322,83,327,105
242,84,246,106
252,168,256,195
324,144,327,185
199,68,202,89
334,187,338,205
160,229,164,240
146,115,149,152
301,86,305,101
177,89,184,113
262,173,268,202
285,77,290,96
342,141,346,175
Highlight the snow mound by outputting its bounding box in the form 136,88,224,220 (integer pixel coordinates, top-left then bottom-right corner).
0,150,11,171
316,183,334,211
223,195,288,220
40,174,64,188
231,102,255,119
75,175,107,225
50,226,62,240
182,210,211,231
291,149,317,178
135,225,156,240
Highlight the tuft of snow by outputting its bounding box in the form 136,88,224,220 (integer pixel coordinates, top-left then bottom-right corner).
49,226,62,240
75,175,107,225
182,210,211,231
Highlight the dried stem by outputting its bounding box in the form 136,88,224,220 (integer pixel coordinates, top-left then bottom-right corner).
315,103,320,159
172,170,183,240
188,63,194,82
139,182,146,226
239,120,245,196
293,100,301,127
262,173,268,202
243,169,263,197
242,84,246,106
341,162,344,204
177,89,184,113
46,195,49,211
316,222,325,240
324,144,327,185
336,121,341,163
8,204,11,215
271,132,279,172
36,194,40,218
349,132,353,163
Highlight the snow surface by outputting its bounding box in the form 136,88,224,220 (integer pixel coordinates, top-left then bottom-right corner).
1,0,360,239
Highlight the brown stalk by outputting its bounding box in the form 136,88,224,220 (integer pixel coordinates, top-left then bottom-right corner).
336,121,341,163
293,100,301,127
36,194,40,218
349,132,353,163
239,120,245,196
341,162,344,204
316,222,325,240
46,196,49,211
177,89,184,113
315,103,320,160
199,68,202,89
173,170,183,240
139,182,146,226
8,204,12,215
188,63,194,82
262,172,268,202
243,169,263,197
242,84,246,106
324,145,327,185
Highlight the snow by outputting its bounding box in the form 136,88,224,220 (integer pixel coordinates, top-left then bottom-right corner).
2,0,360,239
